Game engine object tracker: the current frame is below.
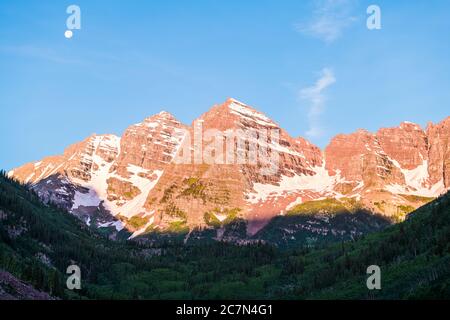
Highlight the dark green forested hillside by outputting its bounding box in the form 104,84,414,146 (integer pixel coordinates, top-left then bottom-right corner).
0,171,449,299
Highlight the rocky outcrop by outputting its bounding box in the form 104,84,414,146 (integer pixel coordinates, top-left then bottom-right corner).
0,270,55,300
114,111,188,176
377,122,429,170
427,117,450,188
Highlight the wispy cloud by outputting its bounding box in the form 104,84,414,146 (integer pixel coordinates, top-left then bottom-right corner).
299,68,336,138
294,0,358,43
0,45,84,65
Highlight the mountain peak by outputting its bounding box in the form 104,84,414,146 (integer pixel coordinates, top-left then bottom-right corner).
224,98,277,127
158,110,174,118
138,111,180,128
399,121,422,130
427,116,450,130
224,97,248,106
354,128,372,135
193,98,278,131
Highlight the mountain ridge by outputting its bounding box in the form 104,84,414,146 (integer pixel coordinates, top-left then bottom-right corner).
1,171,449,299
8,98,450,238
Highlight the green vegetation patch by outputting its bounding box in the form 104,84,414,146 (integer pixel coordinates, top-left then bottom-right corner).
167,221,189,233
400,194,435,203
287,198,360,216
180,177,208,202
163,204,187,220
127,216,150,229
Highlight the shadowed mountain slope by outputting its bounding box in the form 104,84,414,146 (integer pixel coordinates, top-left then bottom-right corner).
1,172,449,299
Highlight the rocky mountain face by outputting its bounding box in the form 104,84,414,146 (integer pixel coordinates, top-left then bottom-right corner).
0,270,56,300
8,99,450,240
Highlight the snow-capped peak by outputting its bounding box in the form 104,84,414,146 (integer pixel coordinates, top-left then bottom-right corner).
400,121,422,130
226,98,277,127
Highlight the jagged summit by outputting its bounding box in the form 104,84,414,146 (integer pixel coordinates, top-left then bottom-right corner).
157,110,178,120
195,97,279,132
225,97,246,105
398,121,422,131
139,110,181,126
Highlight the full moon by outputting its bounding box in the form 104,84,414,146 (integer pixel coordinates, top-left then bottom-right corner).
64,30,73,39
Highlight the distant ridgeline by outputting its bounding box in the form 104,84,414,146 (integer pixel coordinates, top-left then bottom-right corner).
0,171,449,299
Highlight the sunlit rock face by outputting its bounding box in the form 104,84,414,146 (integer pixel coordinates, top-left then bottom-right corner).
9,99,450,238
427,117,450,188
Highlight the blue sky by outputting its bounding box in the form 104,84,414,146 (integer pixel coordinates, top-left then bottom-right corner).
1,0,450,170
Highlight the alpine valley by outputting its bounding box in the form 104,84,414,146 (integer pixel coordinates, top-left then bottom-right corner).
7,98,450,246
1,98,450,300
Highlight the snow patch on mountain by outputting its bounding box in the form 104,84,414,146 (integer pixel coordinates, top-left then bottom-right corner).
402,159,429,188
246,163,342,204
68,135,163,219
214,213,228,222
25,173,35,184
286,197,303,210
126,165,152,191
352,180,364,191
241,134,306,159
229,100,277,128
72,189,101,209
114,170,163,218
98,220,125,232
129,215,155,239
386,179,445,197
386,156,445,197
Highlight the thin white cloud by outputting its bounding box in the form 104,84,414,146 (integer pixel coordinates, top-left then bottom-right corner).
294,0,358,43
0,45,84,65
299,68,336,138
